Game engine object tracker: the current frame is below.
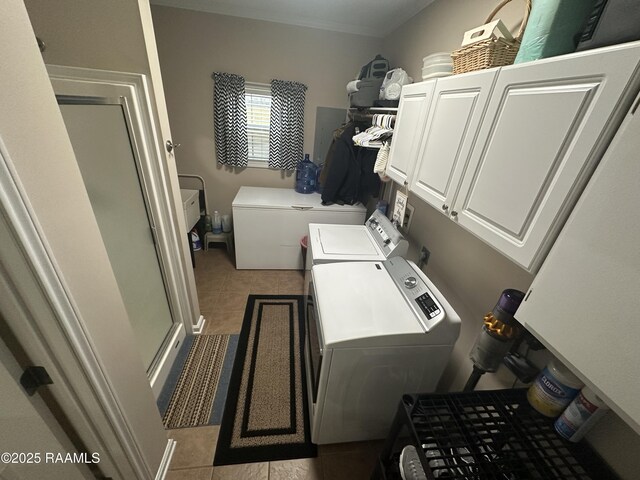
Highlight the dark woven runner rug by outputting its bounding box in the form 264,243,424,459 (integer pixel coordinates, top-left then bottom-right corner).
214,295,316,466
158,334,237,429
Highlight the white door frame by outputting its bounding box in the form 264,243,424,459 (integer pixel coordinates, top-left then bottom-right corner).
135,0,205,339
48,65,192,396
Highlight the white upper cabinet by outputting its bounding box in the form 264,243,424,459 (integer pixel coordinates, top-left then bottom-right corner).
452,43,640,271
386,81,435,186
410,69,498,213
515,103,640,434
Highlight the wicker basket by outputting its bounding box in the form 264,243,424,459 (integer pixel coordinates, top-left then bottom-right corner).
451,0,531,75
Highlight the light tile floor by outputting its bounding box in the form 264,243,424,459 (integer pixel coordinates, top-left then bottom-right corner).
165,247,383,479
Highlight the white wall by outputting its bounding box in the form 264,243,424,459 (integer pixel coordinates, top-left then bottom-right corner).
151,6,383,216
383,0,525,80
24,0,151,74
380,1,640,477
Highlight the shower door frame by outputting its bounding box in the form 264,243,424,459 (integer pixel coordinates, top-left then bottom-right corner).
48,66,198,396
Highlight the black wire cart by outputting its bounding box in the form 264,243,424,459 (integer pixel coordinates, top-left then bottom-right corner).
372,389,617,480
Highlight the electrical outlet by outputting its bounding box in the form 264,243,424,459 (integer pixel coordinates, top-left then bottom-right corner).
418,246,430,268
402,203,414,231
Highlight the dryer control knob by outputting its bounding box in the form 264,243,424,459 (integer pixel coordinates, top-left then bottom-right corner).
404,277,418,289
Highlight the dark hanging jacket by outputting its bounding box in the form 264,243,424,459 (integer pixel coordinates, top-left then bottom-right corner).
321,123,380,206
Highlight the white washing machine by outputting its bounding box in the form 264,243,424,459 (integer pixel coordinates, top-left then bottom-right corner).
306,209,408,267
304,257,461,445
304,209,408,300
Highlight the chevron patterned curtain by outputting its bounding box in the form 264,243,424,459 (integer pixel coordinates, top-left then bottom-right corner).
213,72,248,167
268,79,308,170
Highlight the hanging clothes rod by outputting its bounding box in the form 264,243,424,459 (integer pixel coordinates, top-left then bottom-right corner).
348,111,396,129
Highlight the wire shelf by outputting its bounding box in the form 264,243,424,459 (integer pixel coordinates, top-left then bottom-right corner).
374,389,617,480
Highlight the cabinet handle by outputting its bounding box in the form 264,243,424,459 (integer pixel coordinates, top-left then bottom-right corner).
441,204,449,211
451,210,458,217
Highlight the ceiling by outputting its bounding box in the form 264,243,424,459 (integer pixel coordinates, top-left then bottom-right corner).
150,0,435,38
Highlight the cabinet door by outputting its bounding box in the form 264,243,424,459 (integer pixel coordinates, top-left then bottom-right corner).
452,43,640,271
410,70,497,212
515,105,640,434
386,81,435,186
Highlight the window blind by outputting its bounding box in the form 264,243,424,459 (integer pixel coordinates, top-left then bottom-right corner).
245,84,272,163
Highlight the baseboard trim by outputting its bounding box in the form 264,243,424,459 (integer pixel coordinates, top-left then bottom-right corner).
154,439,176,480
149,324,186,398
191,314,206,335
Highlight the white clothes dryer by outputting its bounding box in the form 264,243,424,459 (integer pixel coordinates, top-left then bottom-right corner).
304,257,461,445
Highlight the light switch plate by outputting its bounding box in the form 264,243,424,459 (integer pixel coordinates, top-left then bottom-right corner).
392,190,408,226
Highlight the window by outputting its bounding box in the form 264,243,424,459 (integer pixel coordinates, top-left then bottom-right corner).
245,83,272,166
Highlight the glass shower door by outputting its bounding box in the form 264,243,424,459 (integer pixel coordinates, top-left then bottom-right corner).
59,100,175,371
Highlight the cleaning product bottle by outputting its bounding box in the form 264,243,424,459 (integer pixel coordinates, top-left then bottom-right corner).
190,229,201,251
527,358,583,417
295,154,317,194
555,386,609,442
212,210,222,234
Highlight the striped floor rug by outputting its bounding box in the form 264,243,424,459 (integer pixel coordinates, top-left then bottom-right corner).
157,334,238,429
214,295,316,466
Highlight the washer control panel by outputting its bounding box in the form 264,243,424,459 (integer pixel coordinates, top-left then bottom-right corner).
383,257,445,331
404,276,418,289
415,292,441,319
367,210,408,257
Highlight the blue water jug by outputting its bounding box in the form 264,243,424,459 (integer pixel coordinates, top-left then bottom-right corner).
295,154,317,194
